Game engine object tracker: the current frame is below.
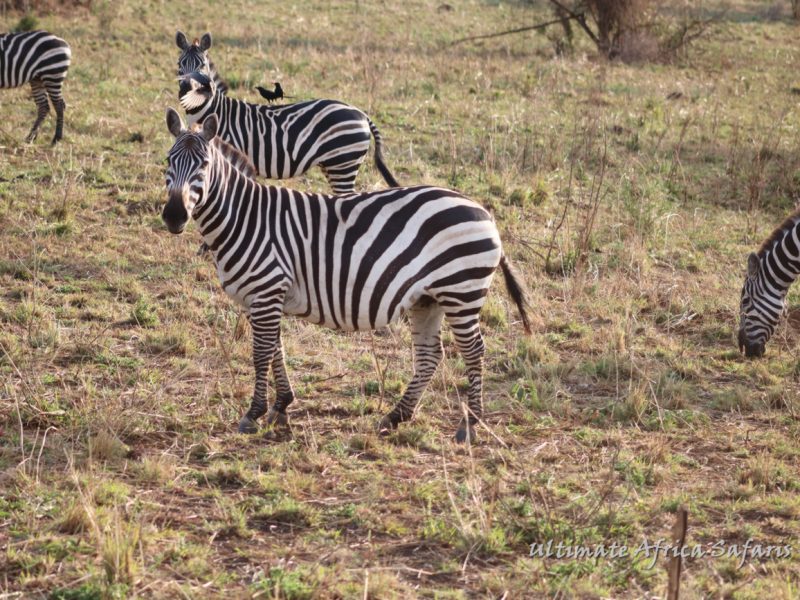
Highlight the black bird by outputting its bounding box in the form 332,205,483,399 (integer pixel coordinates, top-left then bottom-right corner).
255,82,293,103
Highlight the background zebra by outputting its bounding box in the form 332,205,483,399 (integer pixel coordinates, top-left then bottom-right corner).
738,210,800,358
176,31,229,95
162,108,531,443
179,70,399,193
0,30,71,144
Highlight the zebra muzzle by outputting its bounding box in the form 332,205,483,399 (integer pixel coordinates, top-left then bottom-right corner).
162,191,189,234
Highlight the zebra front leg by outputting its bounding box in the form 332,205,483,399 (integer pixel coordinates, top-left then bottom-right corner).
379,302,444,434
238,297,284,434
265,329,294,429
50,96,65,145
445,309,485,444
25,81,50,143
44,81,67,144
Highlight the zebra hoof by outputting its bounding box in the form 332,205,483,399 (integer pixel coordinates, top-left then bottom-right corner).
238,416,259,434
265,409,289,428
377,415,398,436
454,424,476,444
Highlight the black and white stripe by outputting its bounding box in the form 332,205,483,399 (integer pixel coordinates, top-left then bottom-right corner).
178,70,399,194
738,211,800,357
0,30,71,144
162,109,531,442
175,31,229,95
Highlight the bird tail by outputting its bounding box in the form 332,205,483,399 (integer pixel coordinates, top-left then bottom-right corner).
367,118,399,187
499,255,532,334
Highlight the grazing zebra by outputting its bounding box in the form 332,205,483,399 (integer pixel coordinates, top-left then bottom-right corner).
179,70,399,193
162,108,531,442
738,209,800,357
176,31,229,95
0,30,71,144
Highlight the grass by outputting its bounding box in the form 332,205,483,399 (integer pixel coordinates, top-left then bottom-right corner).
1,0,800,597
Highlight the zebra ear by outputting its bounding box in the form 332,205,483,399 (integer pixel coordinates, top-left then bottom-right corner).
201,115,219,141
166,108,184,138
747,252,760,278
200,33,212,51
176,31,189,50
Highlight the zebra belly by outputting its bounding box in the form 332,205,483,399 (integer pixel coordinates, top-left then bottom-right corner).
282,283,418,331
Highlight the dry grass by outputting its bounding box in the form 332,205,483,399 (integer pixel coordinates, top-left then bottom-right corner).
1,0,800,598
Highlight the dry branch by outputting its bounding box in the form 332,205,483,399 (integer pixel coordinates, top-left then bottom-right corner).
450,13,584,46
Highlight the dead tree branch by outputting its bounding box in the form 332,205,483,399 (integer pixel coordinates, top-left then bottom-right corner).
450,13,584,46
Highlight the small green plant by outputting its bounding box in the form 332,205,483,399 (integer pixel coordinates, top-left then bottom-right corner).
130,299,160,328
14,14,38,32
252,567,317,600
100,511,140,587
50,584,104,600
508,187,532,207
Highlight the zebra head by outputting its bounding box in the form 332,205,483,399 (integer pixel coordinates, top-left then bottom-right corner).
163,108,218,235
738,252,784,358
176,31,213,79
178,70,215,114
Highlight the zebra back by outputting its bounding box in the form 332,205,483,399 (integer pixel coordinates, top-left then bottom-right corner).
0,30,71,88
178,71,373,184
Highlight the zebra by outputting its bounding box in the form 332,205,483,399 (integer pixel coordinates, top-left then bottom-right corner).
0,30,71,144
178,70,399,194
738,209,800,358
162,108,532,442
176,31,229,95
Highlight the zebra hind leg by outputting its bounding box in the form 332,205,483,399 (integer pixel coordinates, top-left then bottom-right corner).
25,81,50,143
378,299,444,435
265,331,294,431
444,308,485,444
320,164,359,194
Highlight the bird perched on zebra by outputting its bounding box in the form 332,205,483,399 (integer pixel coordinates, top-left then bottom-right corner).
255,82,293,104
178,70,399,194
0,30,71,144
738,209,800,358
175,31,229,95
161,108,532,443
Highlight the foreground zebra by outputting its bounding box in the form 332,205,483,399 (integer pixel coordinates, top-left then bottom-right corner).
1,30,71,144
179,70,399,194
738,209,800,357
176,31,229,95
162,108,532,442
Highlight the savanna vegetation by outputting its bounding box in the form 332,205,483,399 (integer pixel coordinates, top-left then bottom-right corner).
1,0,800,597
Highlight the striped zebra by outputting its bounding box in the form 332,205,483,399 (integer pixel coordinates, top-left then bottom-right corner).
178,70,399,194
0,30,71,144
162,108,531,442
176,31,229,95
738,210,800,357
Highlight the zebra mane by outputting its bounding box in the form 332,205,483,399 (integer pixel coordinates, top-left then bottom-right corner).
212,136,257,179
757,209,800,258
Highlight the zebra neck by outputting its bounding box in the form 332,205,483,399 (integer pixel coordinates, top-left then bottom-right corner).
195,161,262,249
759,219,800,295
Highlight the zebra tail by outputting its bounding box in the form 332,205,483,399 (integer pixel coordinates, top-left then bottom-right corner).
367,118,400,187
499,255,532,335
